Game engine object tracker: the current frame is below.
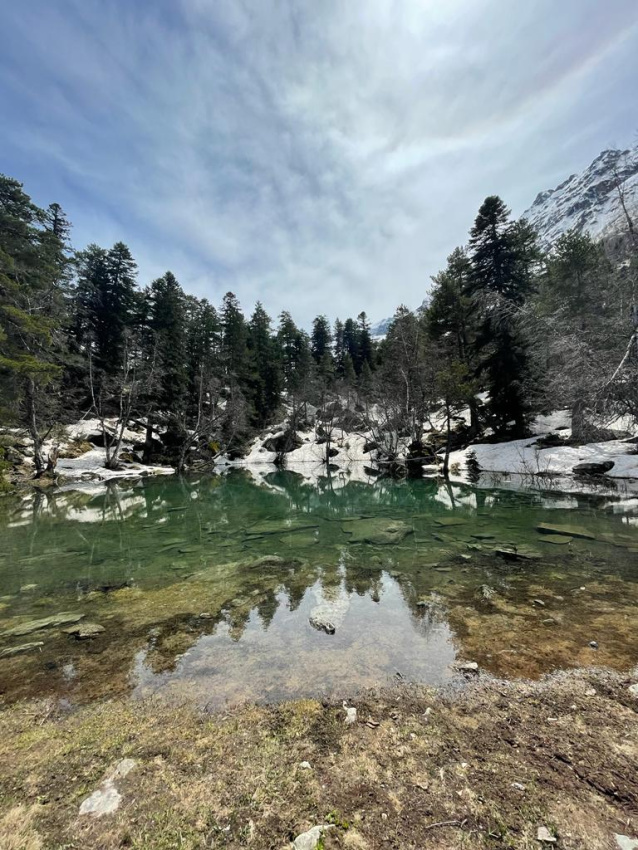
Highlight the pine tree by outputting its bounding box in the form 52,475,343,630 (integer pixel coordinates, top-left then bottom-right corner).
343,318,359,373
467,196,538,436
311,315,333,363
0,174,70,473
248,302,282,426
357,311,374,372
333,318,345,375
220,292,248,378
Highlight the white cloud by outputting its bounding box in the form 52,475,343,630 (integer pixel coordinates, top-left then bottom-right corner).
1,0,637,324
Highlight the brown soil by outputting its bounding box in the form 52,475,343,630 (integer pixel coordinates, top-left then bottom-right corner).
1,668,637,849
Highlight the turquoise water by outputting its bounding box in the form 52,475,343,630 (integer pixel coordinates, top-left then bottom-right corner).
0,470,637,707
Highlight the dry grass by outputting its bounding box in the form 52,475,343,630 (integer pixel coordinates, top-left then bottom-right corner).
0,806,43,850
1,670,637,849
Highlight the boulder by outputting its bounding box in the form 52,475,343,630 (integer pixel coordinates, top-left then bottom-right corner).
262,431,304,453
573,460,615,475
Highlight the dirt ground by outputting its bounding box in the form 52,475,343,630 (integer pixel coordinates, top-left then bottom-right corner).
1,668,637,849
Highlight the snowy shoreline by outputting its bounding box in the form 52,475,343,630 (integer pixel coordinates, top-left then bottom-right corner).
3,411,638,498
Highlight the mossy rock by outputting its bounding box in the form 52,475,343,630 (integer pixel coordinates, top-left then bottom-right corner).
343,519,414,545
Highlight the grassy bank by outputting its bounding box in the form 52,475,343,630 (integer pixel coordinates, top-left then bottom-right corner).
1,669,637,849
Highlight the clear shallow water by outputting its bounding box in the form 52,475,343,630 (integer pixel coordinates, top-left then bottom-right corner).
0,470,637,707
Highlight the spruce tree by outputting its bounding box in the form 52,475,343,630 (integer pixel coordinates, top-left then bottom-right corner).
468,196,538,436
248,302,282,426
0,174,70,473
311,315,332,363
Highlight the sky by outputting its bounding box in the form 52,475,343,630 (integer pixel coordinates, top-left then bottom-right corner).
1,0,637,327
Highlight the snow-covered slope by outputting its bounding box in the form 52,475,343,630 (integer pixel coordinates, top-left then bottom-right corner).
522,144,638,248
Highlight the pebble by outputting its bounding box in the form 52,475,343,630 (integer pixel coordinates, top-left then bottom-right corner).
537,825,557,843
511,782,526,791
299,761,312,770
589,640,598,649
457,661,479,674
343,703,357,725
628,683,638,698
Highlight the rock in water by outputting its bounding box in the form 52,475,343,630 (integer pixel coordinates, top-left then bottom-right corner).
62,623,105,639
573,460,614,475
1,612,85,637
0,641,44,658
536,523,595,540
309,612,335,635
344,518,414,545
309,590,350,635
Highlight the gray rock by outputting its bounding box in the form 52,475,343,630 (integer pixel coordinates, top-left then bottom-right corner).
537,825,557,843
615,835,638,850
309,613,335,635
628,683,638,698
1,612,84,637
573,460,614,475
79,759,136,818
457,661,479,674
0,641,44,658
292,825,334,850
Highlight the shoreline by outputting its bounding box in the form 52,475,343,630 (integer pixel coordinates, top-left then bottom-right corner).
1,666,637,848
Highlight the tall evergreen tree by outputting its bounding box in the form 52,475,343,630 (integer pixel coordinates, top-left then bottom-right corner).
311,315,332,363
248,302,282,426
467,196,538,436
0,174,70,473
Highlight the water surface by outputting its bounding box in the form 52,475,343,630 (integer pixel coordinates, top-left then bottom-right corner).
1,470,637,707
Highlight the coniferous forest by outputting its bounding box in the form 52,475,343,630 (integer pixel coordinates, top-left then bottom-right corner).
1,172,637,480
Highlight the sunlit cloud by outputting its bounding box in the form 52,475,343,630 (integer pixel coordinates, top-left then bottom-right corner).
1,0,636,324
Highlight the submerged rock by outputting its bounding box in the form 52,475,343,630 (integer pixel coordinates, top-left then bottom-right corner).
536,522,595,540
434,517,467,527
1,612,84,638
62,622,105,639
539,534,573,545
344,518,414,545
0,641,44,658
494,546,542,562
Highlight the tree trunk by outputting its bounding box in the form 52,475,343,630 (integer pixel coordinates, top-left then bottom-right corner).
26,379,45,476
143,422,154,463
442,404,452,477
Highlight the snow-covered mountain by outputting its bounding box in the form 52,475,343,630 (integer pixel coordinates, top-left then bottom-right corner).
522,144,638,248
372,144,638,335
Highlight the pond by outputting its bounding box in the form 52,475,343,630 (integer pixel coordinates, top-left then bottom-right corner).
1,470,637,708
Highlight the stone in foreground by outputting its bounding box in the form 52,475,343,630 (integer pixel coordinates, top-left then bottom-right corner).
292,825,334,849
